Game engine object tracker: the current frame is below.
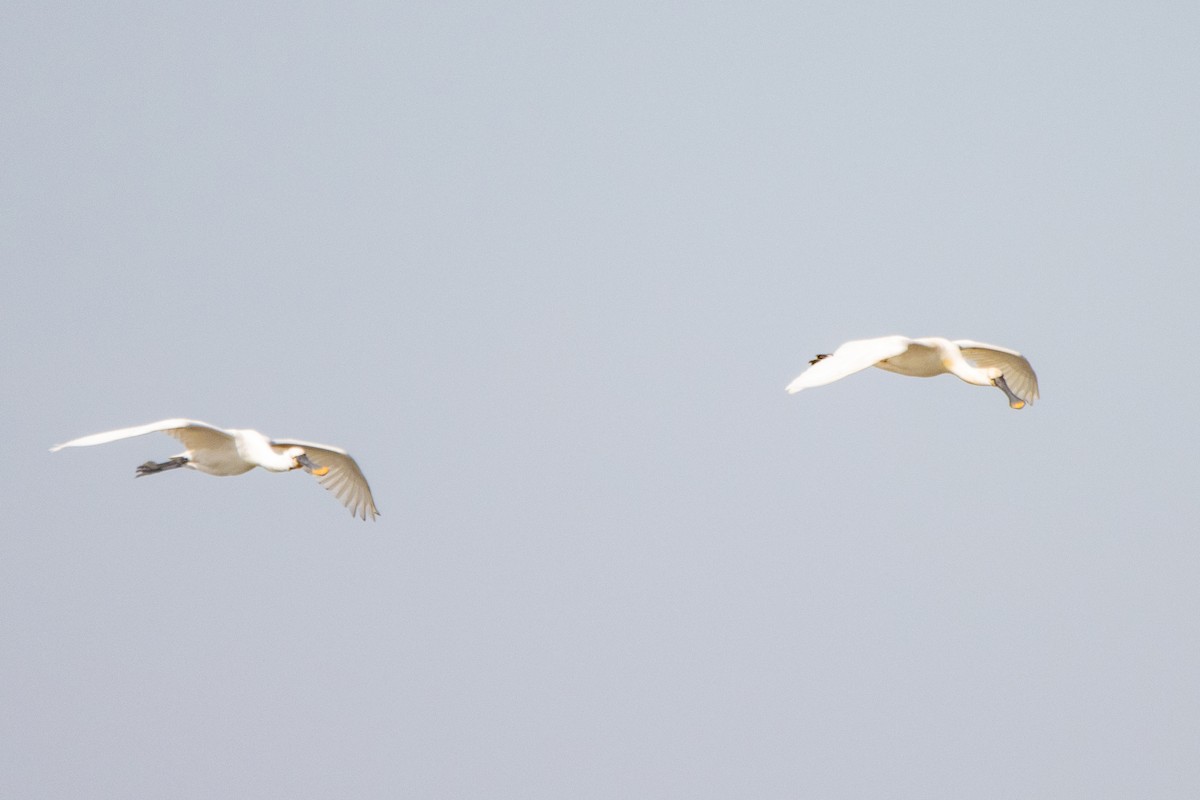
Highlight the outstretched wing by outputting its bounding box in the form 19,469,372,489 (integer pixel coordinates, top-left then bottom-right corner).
954,340,1040,404
51,419,234,452
786,336,913,393
272,439,379,521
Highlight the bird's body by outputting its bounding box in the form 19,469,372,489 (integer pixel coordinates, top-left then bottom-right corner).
786,336,1039,409
50,419,379,520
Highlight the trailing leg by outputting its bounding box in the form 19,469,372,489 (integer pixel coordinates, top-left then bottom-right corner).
135,457,189,477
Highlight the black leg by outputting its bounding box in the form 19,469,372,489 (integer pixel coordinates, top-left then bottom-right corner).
135,457,189,477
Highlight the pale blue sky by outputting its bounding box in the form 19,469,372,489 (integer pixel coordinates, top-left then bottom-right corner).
3,2,1199,797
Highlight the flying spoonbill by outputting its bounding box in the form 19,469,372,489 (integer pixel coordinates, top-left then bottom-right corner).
786,336,1039,409
51,419,379,520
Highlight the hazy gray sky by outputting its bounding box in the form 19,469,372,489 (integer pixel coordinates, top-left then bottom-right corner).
3,2,1198,798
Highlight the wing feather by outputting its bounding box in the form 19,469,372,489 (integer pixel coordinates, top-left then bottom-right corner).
786,336,913,393
954,340,1040,403
273,439,379,521
51,419,233,452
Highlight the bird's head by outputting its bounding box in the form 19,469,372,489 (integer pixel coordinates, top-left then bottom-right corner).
991,374,1026,409
289,449,330,476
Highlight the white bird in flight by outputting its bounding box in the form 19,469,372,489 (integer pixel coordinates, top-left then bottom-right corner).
50,419,379,520
786,335,1039,409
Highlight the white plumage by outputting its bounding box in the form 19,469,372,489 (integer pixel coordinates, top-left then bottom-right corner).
51,419,378,520
786,336,1039,409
